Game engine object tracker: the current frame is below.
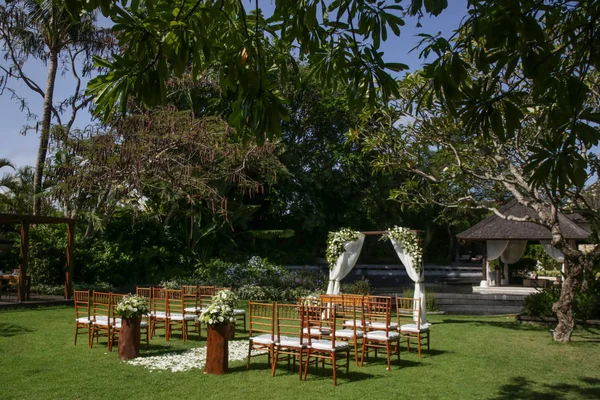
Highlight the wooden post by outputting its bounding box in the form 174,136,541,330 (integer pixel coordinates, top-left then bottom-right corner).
65,221,75,299
18,221,29,302
204,324,232,375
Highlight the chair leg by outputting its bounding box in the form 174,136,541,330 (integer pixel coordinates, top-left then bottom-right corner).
386,341,391,371
298,350,303,380
246,341,252,369
417,333,422,358
74,324,78,345
271,347,280,377
332,352,337,386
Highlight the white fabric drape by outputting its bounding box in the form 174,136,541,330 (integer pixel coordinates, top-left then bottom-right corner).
390,237,428,326
500,240,528,264
539,240,565,262
486,240,509,285
326,234,365,295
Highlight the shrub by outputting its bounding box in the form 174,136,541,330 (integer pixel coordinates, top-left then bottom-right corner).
341,277,372,295
522,286,600,320
30,284,64,296
73,282,118,293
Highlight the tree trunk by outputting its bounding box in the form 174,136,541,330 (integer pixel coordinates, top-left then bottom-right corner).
33,50,59,215
552,256,585,343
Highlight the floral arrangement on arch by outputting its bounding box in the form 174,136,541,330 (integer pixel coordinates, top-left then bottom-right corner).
326,227,361,269
385,226,424,274
199,289,238,325
115,294,149,319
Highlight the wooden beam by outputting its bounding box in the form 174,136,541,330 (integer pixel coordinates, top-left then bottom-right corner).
18,222,29,302
65,222,75,299
0,213,74,225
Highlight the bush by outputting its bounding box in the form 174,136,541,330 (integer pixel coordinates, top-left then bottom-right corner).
402,288,438,312
522,285,600,320
30,284,64,296
73,282,118,293
341,277,372,295
235,285,319,302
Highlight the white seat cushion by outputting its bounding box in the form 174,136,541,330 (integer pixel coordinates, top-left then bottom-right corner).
168,313,197,321
184,307,202,313
277,336,309,348
399,323,429,333
153,311,167,318
250,334,274,345
369,321,398,330
335,328,364,339
302,327,330,336
365,330,400,341
310,339,349,351
343,319,365,328
233,309,246,315
76,317,92,324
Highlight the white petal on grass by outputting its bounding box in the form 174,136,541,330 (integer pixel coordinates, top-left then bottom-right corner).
125,341,266,373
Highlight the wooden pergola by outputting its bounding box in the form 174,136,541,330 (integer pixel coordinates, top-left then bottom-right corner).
0,213,75,301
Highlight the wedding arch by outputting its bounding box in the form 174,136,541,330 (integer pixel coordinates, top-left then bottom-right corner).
325,226,428,325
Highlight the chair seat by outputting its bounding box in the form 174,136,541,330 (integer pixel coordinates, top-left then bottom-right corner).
370,321,398,330
250,333,274,345
168,313,197,321
343,319,365,328
93,317,117,327
233,309,246,315
365,330,400,341
310,339,349,351
76,317,92,324
184,307,202,313
335,328,364,339
277,336,309,348
302,327,330,336
399,323,430,333
153,311,167,318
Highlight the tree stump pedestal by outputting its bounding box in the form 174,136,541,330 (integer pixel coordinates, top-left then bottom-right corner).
204,324,233,375
118,318,141,360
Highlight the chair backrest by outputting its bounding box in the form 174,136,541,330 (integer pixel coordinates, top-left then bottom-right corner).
276,303,303,340
167,289,184,315
199,294,213,311
92,291,111,320
363,295,392,332
198,286,216,296
153,287,168,315
110,293,126,323
136,287,152,312
396,297,421,329
337,295,363,332
182,285,198,310
215,286,231,292
248,302,275,340
304,303,337,346
73,290,90,319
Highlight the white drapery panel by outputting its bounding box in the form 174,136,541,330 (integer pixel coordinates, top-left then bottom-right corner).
390,237,428,326
500,240,528,264
539,240,565,262
486,240,509,285
326,234,365,295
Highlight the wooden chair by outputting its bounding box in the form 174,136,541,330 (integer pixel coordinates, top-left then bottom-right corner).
303,303,350,386
151,287,168,339
336,295,365,366
136,286,153,337
361,295,400,370
110,293,150,349
272,303,307,379
73,290,92,348
246,301,276,369
198,286,216,296
396,297,430,358
166,289,196,341
91,291,113,351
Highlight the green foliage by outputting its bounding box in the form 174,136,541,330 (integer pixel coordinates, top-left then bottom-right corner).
522,286,600,320
341,277,372,296
235,285,318,302
29,284,64,296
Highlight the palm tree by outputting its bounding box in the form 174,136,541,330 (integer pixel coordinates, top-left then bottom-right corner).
0,165,36,214
0,0,112,215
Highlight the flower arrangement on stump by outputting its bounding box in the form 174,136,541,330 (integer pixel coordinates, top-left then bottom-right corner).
326,227,361,268
115,294,149,360
199,290,238,375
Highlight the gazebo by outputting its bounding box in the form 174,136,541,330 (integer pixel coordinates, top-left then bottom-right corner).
0,213,75,301
456,200,590,287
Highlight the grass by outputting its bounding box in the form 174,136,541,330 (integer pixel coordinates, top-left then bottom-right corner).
1,305,600,400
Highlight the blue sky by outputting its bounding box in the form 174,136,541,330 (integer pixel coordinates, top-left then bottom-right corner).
0,1,468,169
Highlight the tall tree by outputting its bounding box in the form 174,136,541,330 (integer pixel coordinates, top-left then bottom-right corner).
0,0,112,215
359,0,600,342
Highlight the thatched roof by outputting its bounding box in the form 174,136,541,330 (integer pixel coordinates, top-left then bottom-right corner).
456,200,590,241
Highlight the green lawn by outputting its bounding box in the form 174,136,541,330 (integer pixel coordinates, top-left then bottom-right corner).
1,305,599,400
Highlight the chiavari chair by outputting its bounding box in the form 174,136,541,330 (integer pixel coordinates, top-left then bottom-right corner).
73,290,92,348
396,297,430,358
91,291,113,350
246,301,276,369
361,295,400,370
151,287,168,339
303,303,350,386
272,303,307,379
166,289,196,341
